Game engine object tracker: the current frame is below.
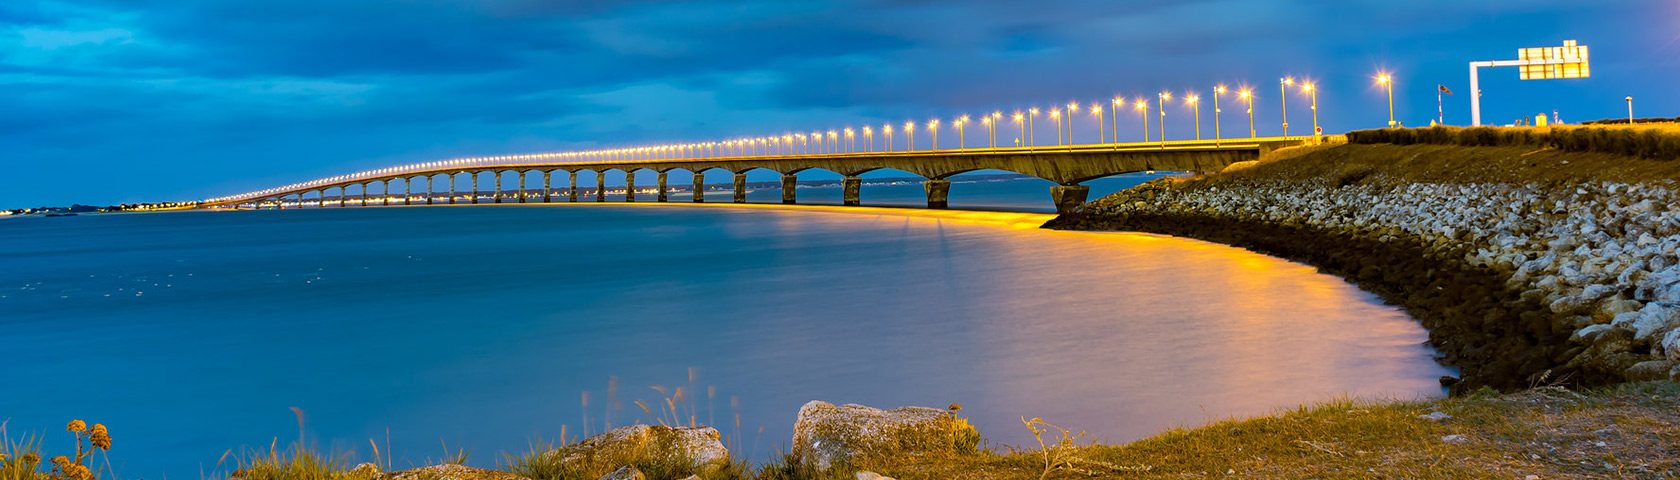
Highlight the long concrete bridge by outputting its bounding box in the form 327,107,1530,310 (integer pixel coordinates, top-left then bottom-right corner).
178,137,1310,214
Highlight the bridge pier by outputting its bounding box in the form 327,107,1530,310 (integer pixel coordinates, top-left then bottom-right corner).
448,173,457,204
656,171,669,202
732,173,747,203
923,179,950,209
542,170,552,202
339,186,348,207
568,171,578,202
1050,185,1090,214
595,171,606,202
625,172,636,202
781,175,797,204
517,171,527,203
381,181,390,206
317,190,325,208
494,172,503,204
470,172,480,204
842,176,862,206
427,176,434,205
692,172,705,203
275,196,284,210
404,178,412,205
358,183,369,206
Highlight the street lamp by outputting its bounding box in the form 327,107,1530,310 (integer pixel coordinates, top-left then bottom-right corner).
1213,85,1226,143
883,124,894,151
956,114,969,150
1110,97,1123,144
844,128,855,152
1090,102,1104,144
1302,82,1319,139
1376,72,1395,127
981,116,994,148
1065,102,1079,146
1134,99,1148,141
1028,107,1039,147
1239,88,1255,138
928,118,940,150
827,130,838,153
1049,108,1062,146
990,111,1002,148
1280,76,1295,136
1627,96,1634,124
1185,93,1201,140
905,121,916,150
1157,91,1171,146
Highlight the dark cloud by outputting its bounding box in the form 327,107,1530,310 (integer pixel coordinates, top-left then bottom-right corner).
0,0,1674,206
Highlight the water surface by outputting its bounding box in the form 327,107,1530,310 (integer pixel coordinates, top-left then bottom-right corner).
0,177,1452,478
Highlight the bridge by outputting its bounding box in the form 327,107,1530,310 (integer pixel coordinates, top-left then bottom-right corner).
170,137,1311,214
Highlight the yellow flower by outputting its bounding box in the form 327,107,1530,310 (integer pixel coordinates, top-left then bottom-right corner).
21,452,40,464
69,463,93,480
0,452,8,463
67,420,87,433
91,429,112,451
89,424,106,435
50,455,70,466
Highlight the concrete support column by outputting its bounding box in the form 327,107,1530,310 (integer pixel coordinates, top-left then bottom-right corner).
317,190,326,208
625,172,636,202
494,172,503,204
470,172,480,204
426,176,435,205
448,174,457,204
656,171,669,202
275,196,284,210
923,179,951,209
339,186,347,207
692,172,706,203
568,171,578,202
732,173,748,203
404,178,412,205
381,180,390,206
517,171,527,203
781,174,798,204
360,183,369,206
842,176,862,206
542,171,553,202
1050,185,1091,214
595,171,606,202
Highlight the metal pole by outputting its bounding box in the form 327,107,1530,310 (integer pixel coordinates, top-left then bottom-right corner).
1469,62,1482,126
1627,96,1634,124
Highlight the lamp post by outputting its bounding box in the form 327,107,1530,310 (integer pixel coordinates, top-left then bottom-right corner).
1135,100,1148,141
1240,88,1255,138
929,119,940,150
1090,103,1104,143
956,115,969,150
1303,82,1319,139
1065,102,1079,146
1280,76,1294,136
905,121,916,150
1028,107,1039,147
1377,73,1395,127
1110,97,1122,144
862,126,872,152
1626,96,1634,124
982,116,994,148
844,128,855,153
1050,108,1062,146
1213,85,1226,143
990,111,1002,148
1186,93,1201,140
883,124,893,151
1157,91,1171,147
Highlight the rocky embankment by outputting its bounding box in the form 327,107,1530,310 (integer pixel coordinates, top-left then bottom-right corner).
1047,142,1680,391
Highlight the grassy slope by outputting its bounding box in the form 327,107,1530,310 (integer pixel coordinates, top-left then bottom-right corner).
1227,141,1680,188
873,382,1680,479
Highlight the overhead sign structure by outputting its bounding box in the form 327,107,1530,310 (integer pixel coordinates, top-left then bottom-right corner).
1468,40,1590,125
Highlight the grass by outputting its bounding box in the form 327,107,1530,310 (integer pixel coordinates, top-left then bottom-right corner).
1346,123,1680,161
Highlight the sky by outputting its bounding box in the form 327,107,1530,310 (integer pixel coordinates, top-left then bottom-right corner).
2,0,1677,207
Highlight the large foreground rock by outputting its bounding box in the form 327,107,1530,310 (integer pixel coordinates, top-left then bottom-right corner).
547,425,729,477
791,401,975,471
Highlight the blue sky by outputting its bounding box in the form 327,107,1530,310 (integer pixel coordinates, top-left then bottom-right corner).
3,0,1676,206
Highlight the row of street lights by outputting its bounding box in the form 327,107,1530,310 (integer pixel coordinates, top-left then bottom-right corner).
212,72,1419,205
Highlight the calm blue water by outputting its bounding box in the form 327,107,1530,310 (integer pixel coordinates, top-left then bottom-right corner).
0,175,1453,478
